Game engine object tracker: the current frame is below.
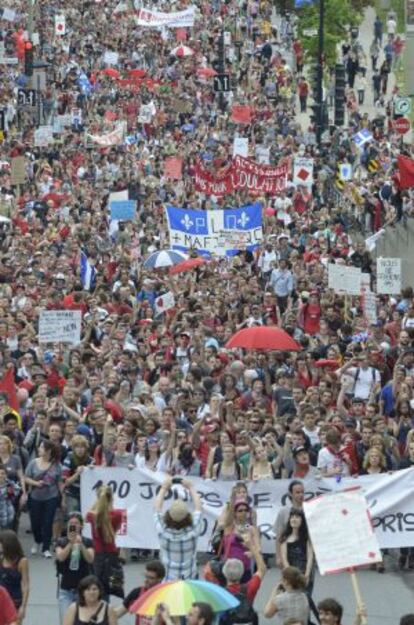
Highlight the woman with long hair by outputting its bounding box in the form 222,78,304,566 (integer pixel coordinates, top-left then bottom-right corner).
279,509,314,593
0,530,29,623
264,566,309,623
24,440,62,558
63,575,117,625
86,486,123,600
212,443,245,481
0,435,26,531
362,448,387,475
62,435,93,515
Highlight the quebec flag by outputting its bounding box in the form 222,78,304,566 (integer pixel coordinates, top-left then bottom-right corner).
80,251,97,291
165,204,263,257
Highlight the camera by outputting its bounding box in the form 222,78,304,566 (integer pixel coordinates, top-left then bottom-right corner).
172,477,183,484
68,525,78,533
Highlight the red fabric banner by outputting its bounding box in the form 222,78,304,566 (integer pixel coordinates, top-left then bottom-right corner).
194,161,233,196
194,157,288,196
397,155,414,189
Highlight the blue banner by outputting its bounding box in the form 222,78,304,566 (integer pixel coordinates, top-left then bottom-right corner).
110,200,136,221
165,204,263,257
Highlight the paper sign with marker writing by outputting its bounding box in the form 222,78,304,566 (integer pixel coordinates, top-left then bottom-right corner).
38,310,82,344
376,258,401,295
328,264,361,295
304,489,382,574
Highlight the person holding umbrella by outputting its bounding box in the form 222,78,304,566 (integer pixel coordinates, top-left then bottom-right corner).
154,476,202,581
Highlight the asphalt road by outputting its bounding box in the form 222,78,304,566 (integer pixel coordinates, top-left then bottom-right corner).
18,515,414,625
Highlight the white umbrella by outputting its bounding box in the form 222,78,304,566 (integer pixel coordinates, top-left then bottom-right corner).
171,45,195,58
143,249,187,269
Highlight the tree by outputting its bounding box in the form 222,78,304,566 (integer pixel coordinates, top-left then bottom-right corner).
296,0,363,66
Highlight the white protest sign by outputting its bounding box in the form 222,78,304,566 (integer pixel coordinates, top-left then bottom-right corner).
376,258,401,295
38,310,82,344
2,8,16,21
232,137,249,158
34,126,54,147
328,263,361,295
103,50,119,66
135,6,196,28
304,489,382,574
255,145,270,165
138,103,156,124
81,467,414,551
155,291,175,316
362,289,377,325
293,157,314,187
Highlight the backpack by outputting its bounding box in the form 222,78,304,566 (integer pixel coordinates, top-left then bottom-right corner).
220,585,258,625
352,366,377,396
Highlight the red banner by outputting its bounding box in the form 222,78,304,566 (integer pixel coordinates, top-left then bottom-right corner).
194,161,233,196
194,157,288,196
232,155,288,194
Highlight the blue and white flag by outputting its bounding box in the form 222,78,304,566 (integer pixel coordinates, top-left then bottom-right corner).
353,128,373,149
80,251,97,291
165,204,263,257
78,72,92,96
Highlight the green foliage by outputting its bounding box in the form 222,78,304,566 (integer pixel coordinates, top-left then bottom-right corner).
374,0,405,33
296,0,364,66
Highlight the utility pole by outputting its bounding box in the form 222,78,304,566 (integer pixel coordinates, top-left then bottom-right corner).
218,28,225,112
28,0,35,41
316,0,325,145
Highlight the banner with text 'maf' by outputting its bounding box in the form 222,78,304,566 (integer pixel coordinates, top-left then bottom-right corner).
80,467,414,552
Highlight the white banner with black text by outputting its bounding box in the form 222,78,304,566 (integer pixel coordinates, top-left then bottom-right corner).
80,467,414,552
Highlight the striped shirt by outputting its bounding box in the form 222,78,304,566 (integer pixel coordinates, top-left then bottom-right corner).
154,511,202,580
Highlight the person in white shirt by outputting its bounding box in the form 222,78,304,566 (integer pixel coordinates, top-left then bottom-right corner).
257,243,278,284
386,17,397,37
317,428,352,477
335,354,381,401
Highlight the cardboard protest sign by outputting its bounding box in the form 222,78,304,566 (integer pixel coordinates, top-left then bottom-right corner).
10,157,27,185
304,489,382,574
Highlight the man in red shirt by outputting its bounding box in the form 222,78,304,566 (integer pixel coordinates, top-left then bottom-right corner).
0,586,18,625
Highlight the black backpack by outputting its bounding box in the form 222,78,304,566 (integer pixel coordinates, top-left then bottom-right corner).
220,585,258,625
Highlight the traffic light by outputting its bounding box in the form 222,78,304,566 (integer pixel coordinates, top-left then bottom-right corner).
24,42,34,77
334,64,346,127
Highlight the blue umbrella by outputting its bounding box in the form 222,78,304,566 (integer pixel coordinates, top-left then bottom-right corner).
143,249,187,269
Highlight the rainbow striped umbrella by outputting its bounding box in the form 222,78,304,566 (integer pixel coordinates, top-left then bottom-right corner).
129,580,240,616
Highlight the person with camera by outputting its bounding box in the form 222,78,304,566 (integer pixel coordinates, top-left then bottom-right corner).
264,566,309,624
154,475,202,581
55,513,95,624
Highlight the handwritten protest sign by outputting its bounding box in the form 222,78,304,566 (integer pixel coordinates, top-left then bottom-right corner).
233,137,249,158
34,126,54,147
38,310,82,344
304,489,382,574
328,263,361,295
376,258,401,295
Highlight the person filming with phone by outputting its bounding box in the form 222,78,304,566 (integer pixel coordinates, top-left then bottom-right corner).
55,513,95,624
154,476,202,581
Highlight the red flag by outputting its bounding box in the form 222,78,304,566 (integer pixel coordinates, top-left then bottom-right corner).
0,368,19,412
231,105,252,124
397,155,414,188
164,156,183,180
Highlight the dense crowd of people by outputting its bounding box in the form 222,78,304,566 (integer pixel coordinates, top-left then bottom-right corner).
0,0,414,623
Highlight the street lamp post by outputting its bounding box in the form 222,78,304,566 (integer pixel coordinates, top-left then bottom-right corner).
316,0,325,145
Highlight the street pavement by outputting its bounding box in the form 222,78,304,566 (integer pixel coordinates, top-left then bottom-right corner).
19,514,414,625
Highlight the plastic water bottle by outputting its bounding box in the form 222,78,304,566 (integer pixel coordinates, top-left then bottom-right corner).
69,544,80,571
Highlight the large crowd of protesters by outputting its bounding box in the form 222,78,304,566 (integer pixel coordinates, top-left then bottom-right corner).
0,0,414,623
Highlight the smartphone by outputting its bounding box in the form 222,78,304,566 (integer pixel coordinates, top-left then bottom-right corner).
172,477,183,484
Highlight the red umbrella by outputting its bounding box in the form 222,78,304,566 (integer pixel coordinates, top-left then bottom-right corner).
225,327,301,351
196,67,217,78
128,68,147,78
169,257,206,275
101,68,121,79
